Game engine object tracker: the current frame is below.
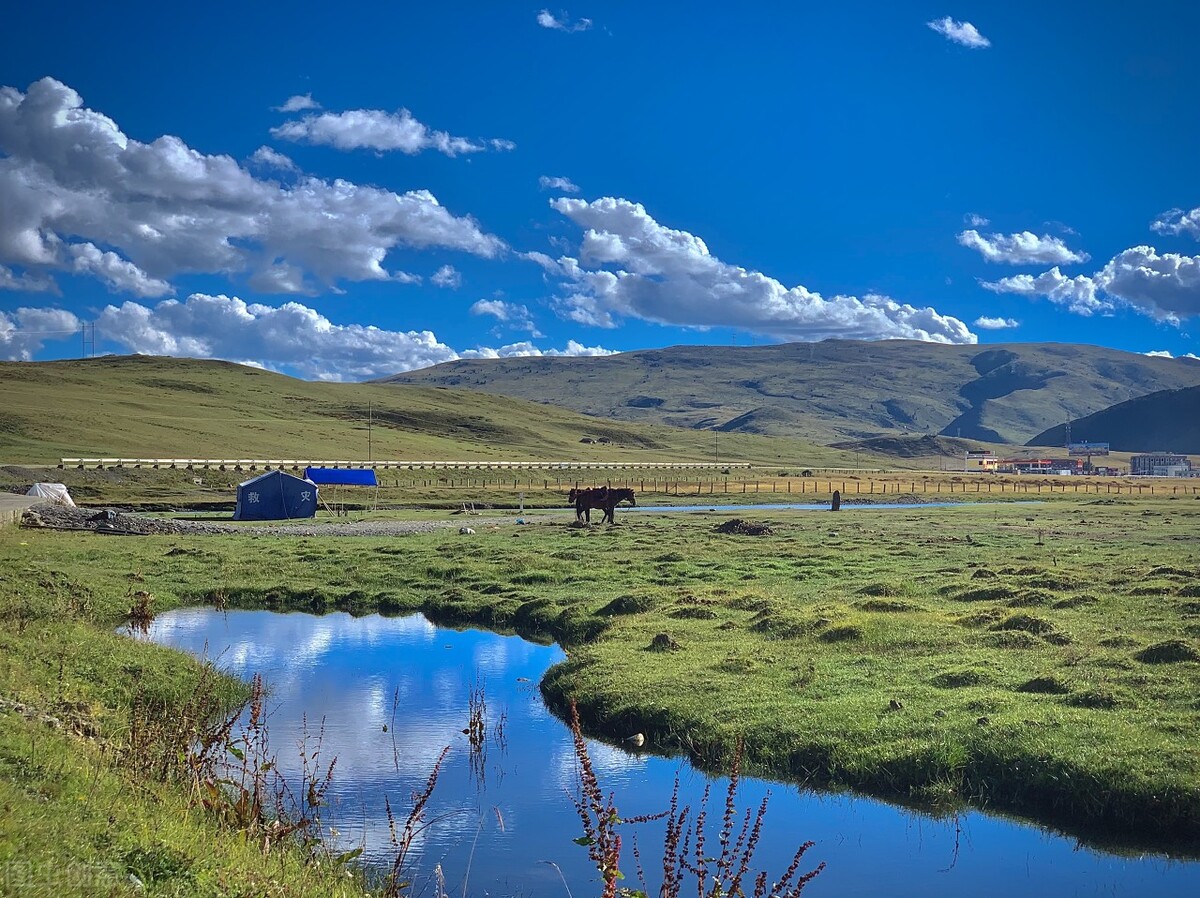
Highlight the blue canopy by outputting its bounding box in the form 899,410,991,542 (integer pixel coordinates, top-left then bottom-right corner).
234,470,318,521
304,467,378,486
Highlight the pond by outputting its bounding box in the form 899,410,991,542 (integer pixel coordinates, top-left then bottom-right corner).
141,609,1199,897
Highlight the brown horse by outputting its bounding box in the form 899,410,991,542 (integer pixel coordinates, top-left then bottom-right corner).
568,486,608,522
600,488,636,524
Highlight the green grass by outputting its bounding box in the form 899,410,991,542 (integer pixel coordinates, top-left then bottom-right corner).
3,496,1200,871
0,355,855,468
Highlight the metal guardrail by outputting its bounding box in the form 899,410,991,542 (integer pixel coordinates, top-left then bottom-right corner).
60,458,753,471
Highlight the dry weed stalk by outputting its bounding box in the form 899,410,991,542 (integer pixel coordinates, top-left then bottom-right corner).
567,703,824,898
383,745,450,898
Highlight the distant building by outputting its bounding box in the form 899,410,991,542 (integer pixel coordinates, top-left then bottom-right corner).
999,458,1083,475
964,450,997,473
1130,453,1193,477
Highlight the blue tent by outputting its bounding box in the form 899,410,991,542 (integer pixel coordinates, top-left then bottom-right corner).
234,470,318,521
304,467,378,486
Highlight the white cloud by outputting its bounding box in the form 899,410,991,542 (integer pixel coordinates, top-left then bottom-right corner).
249,145,299,172
462,339,613,359
430,264,461,289
1151,206,1200,241
1142,350,1200,360
0,263,58,293
67,241,172,297
271,107,511,157
981,267,1109,316
973,316,1019,330
490,138,517,152
1095,246,1200,322
964,213,990,227
537,9,592,32
274,93,321,113
957,229,1089,265
0,306,80,360
982,245,1200,323
0,78,504,297
78,293,605,379
545,197,976,344
927,17,990,49
539,175,580,193
470,298,541,335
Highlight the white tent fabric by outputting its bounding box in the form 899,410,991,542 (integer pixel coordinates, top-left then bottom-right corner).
27,483,76,507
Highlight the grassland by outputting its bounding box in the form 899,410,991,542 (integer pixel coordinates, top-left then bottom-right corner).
0,355,858,468
3,496,1199,885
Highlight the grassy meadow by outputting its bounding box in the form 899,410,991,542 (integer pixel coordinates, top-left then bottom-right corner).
0,355,858,468
2,495,1199,890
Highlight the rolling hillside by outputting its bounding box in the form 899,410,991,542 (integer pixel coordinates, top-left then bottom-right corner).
384,341,1200,445
1029,385,1200,453
0,355,855,467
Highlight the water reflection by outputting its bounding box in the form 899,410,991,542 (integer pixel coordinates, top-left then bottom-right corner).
142,609,1199,897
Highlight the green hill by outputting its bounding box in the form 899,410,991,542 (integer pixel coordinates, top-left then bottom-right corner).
384,340,1200,445
1029,384,1200,453
0,355,853,467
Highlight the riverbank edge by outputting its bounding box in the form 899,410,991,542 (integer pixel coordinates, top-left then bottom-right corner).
204,587,1200,859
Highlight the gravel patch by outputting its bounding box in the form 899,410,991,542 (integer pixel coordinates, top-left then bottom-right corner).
21,503,558,537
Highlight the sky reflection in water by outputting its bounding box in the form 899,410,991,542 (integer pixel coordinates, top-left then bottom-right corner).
143,609,1199,897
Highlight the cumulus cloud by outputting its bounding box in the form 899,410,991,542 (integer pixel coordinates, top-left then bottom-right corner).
539,175,580,193
957,230,1089,265
463,339,613,359
543,197,976,343
470,298,541,335
981,267,1109,316
249,145,299,172
1096,246,1200,322
76,293,606,379
430,264,462,289
1143,349,1200,360
274,93,320,113
1151,206,1200,240
0,263,57,293
973,316,1019,330
0,78,504,297
964,212,990,227
982,245,1200,323
0,306,80,360
271,107,512,156
67,241,172,297
927,17,990,48
537,9,592,32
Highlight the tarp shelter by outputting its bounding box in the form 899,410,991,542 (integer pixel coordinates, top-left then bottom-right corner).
26,483,75,507
304,468,378,486
304,467,379,515
233,471,317,521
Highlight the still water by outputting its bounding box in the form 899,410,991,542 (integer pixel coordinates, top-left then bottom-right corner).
142,609,1198,897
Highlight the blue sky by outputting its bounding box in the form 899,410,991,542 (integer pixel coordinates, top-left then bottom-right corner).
2,2,1199,378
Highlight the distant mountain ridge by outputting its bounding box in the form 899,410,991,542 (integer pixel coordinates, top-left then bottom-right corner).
383,340,1200,446
1029,385,1200,453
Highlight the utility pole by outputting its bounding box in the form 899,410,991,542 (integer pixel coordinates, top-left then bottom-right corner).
81,322,96,358
367,398,373,462
714,429,718,465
